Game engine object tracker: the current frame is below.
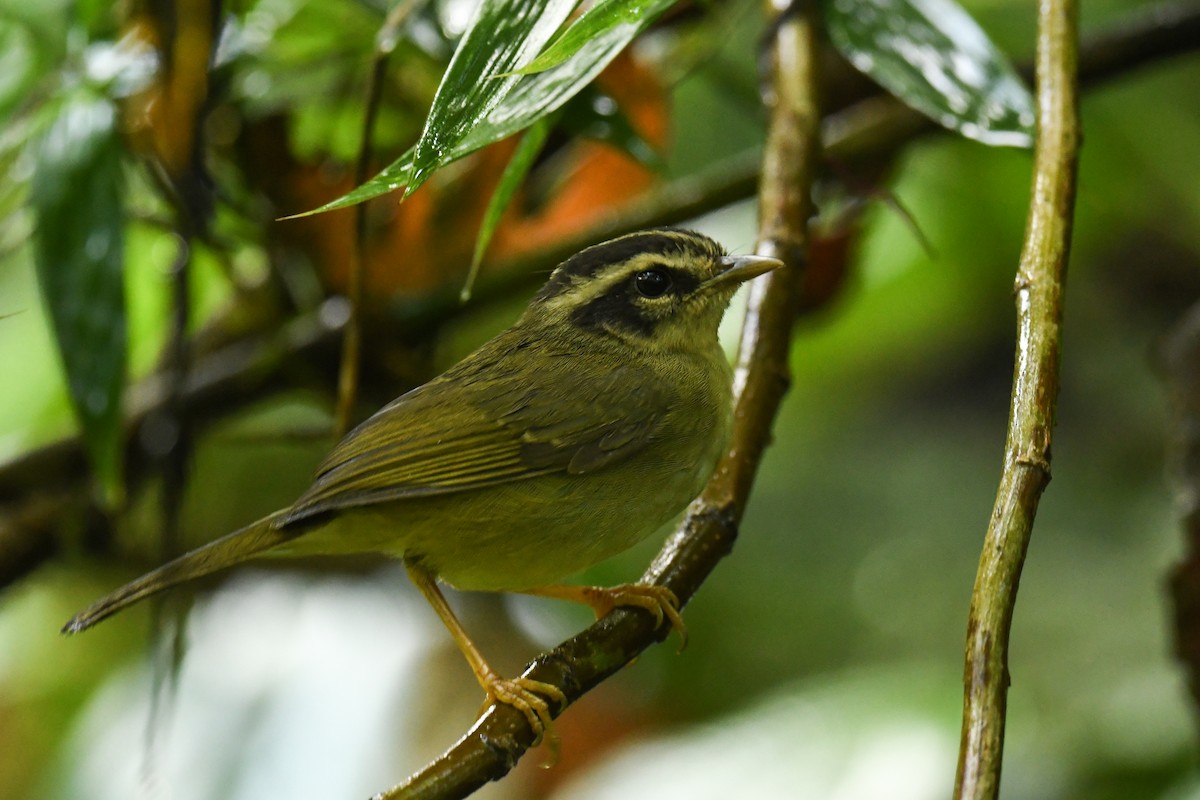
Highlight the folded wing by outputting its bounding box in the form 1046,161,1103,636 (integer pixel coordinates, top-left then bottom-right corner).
281,346,669,525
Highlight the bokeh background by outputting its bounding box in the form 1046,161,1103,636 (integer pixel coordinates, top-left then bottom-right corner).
2,0,1199,798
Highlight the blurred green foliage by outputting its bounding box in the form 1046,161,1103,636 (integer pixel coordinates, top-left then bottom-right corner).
1,0,1198,798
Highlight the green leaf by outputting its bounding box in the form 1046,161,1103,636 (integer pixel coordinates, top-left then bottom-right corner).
285,152,415,218
406,0,576,192
512,0,664,76
300,0,676,217
463,113,556,302
30,91,127,501
455,0,675,154
823,0,1034,148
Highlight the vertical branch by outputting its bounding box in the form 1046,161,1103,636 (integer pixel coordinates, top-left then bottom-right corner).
159,234,193,566
143,232,192,791
954,0,1080,797
645,0,822,596
331,85,377,438
137,0,223,778
720,0,821,504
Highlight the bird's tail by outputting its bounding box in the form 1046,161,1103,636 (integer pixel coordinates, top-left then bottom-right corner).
62,510,298,634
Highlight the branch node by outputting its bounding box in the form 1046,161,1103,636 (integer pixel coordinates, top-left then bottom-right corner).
1013,453,1052,477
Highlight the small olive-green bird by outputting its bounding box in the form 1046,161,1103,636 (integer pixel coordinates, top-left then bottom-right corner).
64,228,780,739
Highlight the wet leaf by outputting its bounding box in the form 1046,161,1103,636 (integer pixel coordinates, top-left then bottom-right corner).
512,0,666,76
824,0,1034,147
300,0,676,217
407,0,575,192
285,153,415,218
455,0,674,155
31,91,127,501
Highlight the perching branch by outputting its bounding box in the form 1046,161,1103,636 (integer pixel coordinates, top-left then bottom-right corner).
953,0,1081,797
371,2,821,798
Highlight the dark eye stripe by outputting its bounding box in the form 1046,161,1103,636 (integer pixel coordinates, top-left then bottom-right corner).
571,289,658,337
570,265,706,337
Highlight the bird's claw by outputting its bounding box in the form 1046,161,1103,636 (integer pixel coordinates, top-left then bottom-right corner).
480,675,567,763
585,583,688,651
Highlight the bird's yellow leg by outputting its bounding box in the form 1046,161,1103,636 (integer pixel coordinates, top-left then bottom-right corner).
521,583,687,649
404,562,566,750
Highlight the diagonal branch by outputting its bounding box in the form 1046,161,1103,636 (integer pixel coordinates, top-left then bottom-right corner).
953,0,1081,797
372,2,822,798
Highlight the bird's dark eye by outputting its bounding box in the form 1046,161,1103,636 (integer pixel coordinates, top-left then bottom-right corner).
634,268,672,298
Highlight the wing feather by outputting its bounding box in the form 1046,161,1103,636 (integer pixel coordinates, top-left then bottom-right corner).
281,335,672,525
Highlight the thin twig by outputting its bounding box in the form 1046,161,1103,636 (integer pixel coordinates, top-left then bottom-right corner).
372,2,821,797
334,0,425,438
953,0,1081,797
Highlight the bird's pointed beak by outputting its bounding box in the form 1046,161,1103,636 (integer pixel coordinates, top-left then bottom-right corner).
702,254,784,292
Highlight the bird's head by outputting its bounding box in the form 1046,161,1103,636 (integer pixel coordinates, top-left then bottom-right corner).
525,228,782,351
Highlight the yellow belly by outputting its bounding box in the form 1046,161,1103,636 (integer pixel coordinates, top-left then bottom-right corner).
290,434,718,591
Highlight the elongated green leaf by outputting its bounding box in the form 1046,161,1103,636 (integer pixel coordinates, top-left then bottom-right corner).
512,0,660,75
824,0,1034,147
407,0,575,192
31,91,127,500
300,0,676,217
463,114,556,301
284,152,415,219
457,0,674,154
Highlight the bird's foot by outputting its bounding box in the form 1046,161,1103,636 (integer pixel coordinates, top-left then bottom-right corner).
527,583,687,650
585,583,687,650
478,672,567,761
